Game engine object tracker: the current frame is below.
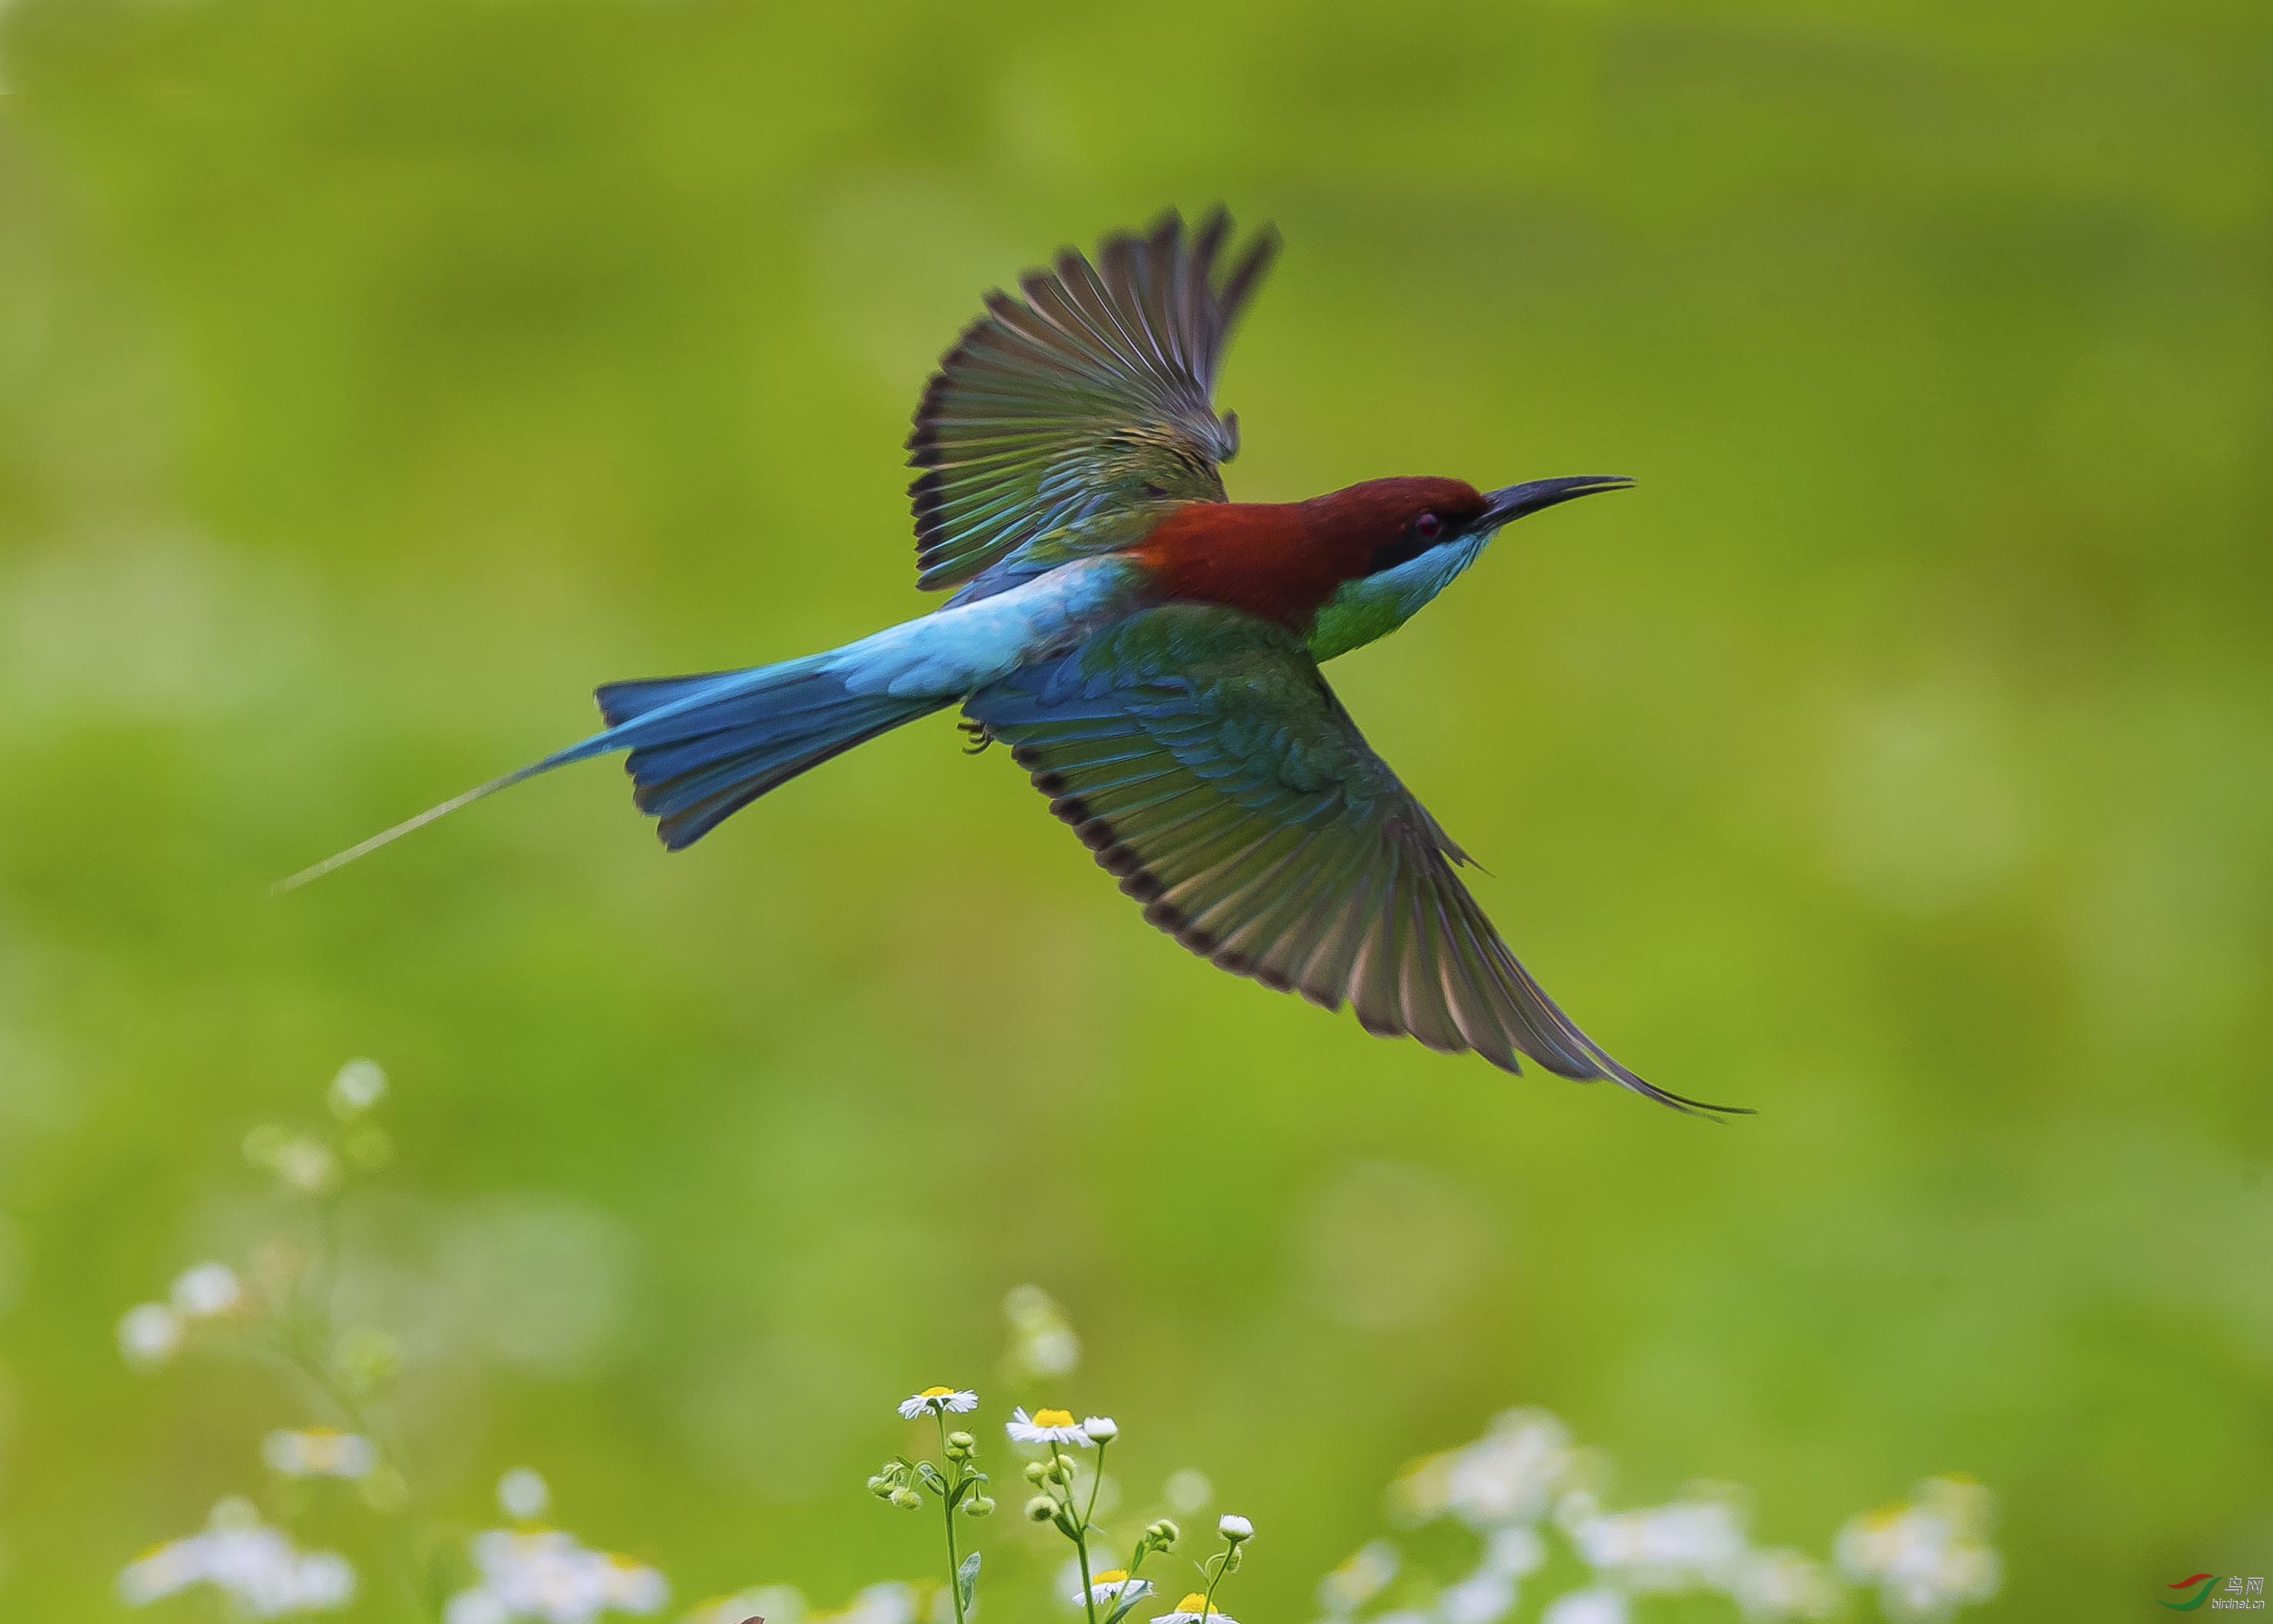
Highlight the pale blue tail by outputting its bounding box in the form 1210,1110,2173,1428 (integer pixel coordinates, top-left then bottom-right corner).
595,660,947,849
274,654,946,891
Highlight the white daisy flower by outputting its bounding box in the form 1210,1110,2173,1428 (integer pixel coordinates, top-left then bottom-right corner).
1438,1571,1516,1624
330,1058,388,1116
498,1469,551,1522
1007,1406,1093,1446
450,1529,668,1623
118,1303,183,1369
1835,1478,2000,1621
1567,1496,1745,1592
1073,1569,1152,1606
117,1499,356,1615
263,1428,379,1480
1539,1589,1626,1624
1164,1469,1212,1513
686,1586,807,1624
810,1582,920,1624
897,1386,980,1420
1081,1416,1118,1443
170,1261,244,1320
1732,1549,1842,1621
1316,1539,1399,1614
275,1136,342,1195
1153,1592,1236,1624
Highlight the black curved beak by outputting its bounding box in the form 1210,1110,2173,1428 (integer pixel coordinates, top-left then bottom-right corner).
1479,474,1632,530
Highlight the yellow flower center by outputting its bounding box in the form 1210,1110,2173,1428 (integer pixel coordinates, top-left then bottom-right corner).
1093,1571,1128,1586
1176,1596,1211,1613
1032,1407,1076,1427
919,1386,955,1399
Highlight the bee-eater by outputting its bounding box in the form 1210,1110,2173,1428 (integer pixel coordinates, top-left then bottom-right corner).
286,208,1736,1116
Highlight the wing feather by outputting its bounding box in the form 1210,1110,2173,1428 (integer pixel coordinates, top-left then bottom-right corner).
907,208,1280,594
966,604,1745,1114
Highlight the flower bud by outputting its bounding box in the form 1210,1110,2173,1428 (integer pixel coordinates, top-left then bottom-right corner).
947,1431,977,1454
868,1475,896,1499
890,1486,924,1510
1024,1460,1050,1483
1082,1416,1119,1443
964,1495,996,1518
1219,1513,1253,1543
1025,1495,1058,1523
1148,1518,1180,1549
1045,1457,1070,1485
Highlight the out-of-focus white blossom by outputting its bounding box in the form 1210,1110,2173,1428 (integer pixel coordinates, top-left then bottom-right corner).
118,1499,355,1616
278,1137,342,1193
330,1058,387,1116
1436,1569,1517,1624
1389,1409,1572,1530
1479,1526,1545,1578
1336,1410,1999,1624
445,1529,668,1624
1835,1477,2001,1621
1732,1549,1843,1621
808,1582,920,1624
1007,1406,1093,1446
1566,1494,1748,1592
118,1302,183,1368
1164,1469,1212,1513
1316,1539,1399,1614
262,1428,378,1479
897,1386,979,1420
1003,1285,1080,1378
171,1260,245,1320
499,1468,553,1522
244,1124,344,1193
684,1584,805,1624
1539,1589,1626,1624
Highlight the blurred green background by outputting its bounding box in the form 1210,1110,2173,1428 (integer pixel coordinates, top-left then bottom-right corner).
1,0,2268,1616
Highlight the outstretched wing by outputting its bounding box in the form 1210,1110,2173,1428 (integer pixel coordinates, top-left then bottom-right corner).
907,207,1280,594
965,604,1742,1115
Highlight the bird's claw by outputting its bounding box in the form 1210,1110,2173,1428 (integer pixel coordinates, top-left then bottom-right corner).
959,718,996,755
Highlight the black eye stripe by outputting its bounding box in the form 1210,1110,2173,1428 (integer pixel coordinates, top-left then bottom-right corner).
1368,536,1430,574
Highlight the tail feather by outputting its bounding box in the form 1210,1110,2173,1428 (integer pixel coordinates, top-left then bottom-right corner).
631,695,937,850
274,654,943,890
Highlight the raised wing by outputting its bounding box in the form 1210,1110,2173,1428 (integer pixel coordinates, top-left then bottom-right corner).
907,208,1280,594
964,604,1742,1115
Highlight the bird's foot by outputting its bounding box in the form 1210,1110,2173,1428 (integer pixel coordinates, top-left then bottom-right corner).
959,718,996,755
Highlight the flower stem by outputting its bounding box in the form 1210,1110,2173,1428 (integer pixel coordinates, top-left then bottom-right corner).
1056,1443,1102,1624
936,1412,968,1624
1198,1540,1233,1624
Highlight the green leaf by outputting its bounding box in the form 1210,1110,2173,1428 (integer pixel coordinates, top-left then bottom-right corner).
1103,1589,1150,1624
917,1463,950,1497
956,1552,981,1615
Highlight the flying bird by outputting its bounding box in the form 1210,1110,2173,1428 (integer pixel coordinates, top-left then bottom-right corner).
285,208,1736,1116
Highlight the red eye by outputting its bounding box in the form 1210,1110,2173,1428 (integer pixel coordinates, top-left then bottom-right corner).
1415,512,1443,541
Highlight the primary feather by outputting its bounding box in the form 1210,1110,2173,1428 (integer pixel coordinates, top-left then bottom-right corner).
966,604,1739,1116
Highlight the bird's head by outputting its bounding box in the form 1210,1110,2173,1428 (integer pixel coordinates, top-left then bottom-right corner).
1302,473,1632,661
1310,473,1633,576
